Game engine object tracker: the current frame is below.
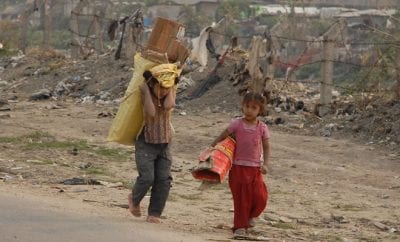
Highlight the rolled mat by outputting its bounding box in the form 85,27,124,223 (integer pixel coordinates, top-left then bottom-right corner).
192,136,236,183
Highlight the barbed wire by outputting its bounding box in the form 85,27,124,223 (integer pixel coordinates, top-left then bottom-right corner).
68,9,146,51
208,30,400,46
14,7,399,99
25,7,400,56
70,10,119,22
68,28,98,39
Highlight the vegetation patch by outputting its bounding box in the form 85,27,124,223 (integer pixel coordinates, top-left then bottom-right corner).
24,140,89,150
92,147,130,162
1,131,129,161
271,221,297,230
309,233,343,242
0,136,19,143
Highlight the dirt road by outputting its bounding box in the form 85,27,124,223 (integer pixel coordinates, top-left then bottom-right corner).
0,189,205,242
0,100,399,241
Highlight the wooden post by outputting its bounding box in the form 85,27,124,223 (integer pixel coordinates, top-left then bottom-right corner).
319,20,345,116
125,23,135,60
394,50,400,100
125,11,143,63
247,36,264,93
42,0,51,49
18,0,38,52
320,36,334,116
264,19,288,82
93,14,103,53
70,0,88,58
93,2,111,54
265,35,275,81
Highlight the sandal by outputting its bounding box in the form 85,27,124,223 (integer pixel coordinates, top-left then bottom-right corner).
233,228,247,239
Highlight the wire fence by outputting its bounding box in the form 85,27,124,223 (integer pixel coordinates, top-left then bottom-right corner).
5,3,399,101
202,19,400,101
75,12,399,99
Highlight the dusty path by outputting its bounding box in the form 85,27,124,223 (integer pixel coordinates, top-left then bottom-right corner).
0,188,205,242
0,100,399,241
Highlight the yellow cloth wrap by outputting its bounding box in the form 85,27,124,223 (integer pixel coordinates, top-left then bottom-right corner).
149,64,182,88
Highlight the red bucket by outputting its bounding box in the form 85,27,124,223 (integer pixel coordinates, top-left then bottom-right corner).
192,137,236,183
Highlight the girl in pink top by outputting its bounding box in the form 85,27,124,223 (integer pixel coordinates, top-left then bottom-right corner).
211,92,270,238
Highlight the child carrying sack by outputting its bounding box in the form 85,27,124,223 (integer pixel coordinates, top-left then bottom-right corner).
192,136,236,183
107,53,158,145
107,54,181,145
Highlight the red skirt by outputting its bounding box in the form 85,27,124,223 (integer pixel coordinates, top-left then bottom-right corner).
229,164,268,230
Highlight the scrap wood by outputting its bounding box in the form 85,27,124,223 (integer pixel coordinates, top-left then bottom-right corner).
115,9,142,60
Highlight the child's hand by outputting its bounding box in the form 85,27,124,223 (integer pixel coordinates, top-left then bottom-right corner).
261,164,268,174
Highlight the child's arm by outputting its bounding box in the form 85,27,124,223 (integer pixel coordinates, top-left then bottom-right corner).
140,83,156,117
261,138,270,174
163,86,176,110
211,129,230,147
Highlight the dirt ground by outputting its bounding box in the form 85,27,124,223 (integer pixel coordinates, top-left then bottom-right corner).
0,50,399,241
1,97,399,241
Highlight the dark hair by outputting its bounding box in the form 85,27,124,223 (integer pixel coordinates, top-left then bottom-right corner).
143,70,158,88
242,91,267,116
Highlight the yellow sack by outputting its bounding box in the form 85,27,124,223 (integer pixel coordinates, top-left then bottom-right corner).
107,53,158,145
149,64,182,88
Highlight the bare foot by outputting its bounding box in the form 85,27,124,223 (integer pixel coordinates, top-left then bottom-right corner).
128,193,141,217
146,215,161,223
249,218,255,227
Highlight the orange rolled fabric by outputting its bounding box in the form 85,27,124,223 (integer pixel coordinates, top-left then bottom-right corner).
192,137,235,183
